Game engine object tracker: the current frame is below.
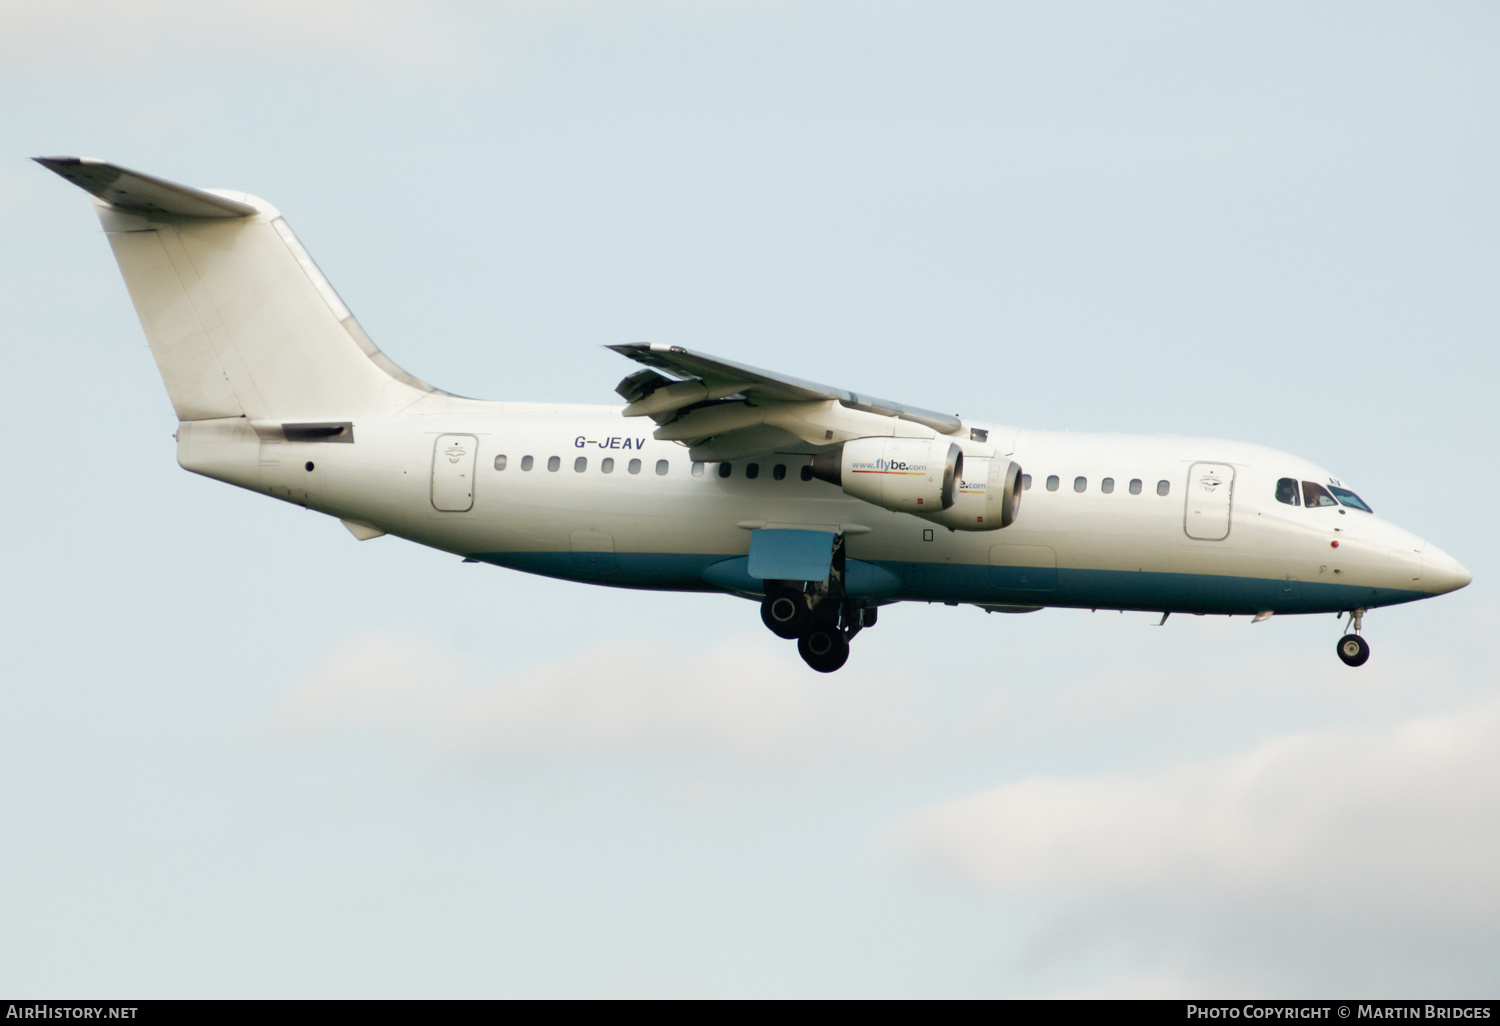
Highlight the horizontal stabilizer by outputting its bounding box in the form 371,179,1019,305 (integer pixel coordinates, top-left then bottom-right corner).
33,157,256,218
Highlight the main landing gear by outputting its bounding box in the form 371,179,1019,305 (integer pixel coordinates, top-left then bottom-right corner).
762,585,874,672
759,533,874,673
1336,608,1371,667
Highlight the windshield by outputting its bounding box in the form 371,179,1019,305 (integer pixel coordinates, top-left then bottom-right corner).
1328,485,1373,513
1301,481,1340,507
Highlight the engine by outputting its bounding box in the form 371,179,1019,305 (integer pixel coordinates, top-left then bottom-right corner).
809,436,961,511
809,437,1020,530
922,455,1022,531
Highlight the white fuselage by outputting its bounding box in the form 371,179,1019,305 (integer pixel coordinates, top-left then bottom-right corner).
177,403,1469,616
35,156,1471,670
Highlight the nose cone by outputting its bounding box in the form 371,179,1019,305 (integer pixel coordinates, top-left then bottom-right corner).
1422,542,1472,595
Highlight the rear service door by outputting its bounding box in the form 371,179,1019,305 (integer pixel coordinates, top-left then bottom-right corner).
432,434,477,512
1184,462,1234,540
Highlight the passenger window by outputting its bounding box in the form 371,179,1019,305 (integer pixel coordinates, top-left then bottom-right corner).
1156,479,1170,496
745,463,760,480
494,455,507,471
1301,481,1339,507
1074,476,1087,493
1329,485,1373,513
655,459,669,476
574,457,587,473
547,456,560,472
602,458,615,474
773,464,786,481
628,459,642,475
691,461,705,477
1022,474,1032,490
1129,478,1142,494
718,462,732,478
1275,477,1300,506
1046,475,1059,491
521,455,534,471
1101,477,1114,494
800,465,814,482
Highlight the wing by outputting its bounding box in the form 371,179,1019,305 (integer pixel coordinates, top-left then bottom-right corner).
608,343,965,462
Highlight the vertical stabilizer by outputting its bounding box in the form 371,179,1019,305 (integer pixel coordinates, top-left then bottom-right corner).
37,157,438,422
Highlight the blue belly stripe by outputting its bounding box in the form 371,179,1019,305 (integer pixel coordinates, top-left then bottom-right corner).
470,551,1428,613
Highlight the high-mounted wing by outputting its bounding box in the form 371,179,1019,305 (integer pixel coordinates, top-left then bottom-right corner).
610,343,960,433
608,343,964,462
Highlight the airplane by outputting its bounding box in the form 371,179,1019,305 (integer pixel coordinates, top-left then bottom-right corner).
36,157,1472,673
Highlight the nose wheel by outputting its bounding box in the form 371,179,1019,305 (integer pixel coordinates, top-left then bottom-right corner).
1336,608,1370,667
1336,634,1370,667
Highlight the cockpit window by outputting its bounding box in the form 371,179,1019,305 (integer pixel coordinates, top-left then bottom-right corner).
1329,485,1373,513
1275,478,1300,506
1301,481,1340,508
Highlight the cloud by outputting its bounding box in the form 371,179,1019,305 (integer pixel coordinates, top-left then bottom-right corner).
893,693,1500,995
269,631,921,766
899,695,1500,922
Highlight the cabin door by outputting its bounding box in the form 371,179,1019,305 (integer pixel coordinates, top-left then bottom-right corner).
1183,462,1234,540
432,434,477,512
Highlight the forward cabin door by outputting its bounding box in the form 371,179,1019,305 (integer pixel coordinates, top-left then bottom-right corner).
432,434,477,512
1184,462,1234,540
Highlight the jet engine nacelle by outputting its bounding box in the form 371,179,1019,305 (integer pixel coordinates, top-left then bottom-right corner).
810,436,963,513
919,455,1022,531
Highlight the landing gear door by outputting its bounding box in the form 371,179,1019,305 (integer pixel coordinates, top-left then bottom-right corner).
432,434,477,512
1184,462,1234,540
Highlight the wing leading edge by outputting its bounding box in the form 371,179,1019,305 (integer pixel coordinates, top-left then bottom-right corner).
609,343,961,433
608,343,965,462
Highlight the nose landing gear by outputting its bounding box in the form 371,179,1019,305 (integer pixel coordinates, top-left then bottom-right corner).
1336,608,1370,667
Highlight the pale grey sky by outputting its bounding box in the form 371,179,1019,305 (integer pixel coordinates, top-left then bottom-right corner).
3,1,1497,997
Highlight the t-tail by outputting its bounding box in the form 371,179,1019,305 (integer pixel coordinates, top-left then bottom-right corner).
36,156,454,419
36,156,462,491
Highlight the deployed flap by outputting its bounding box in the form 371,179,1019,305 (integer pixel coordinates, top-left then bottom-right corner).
35,157,256,218
609,343,961,434
746,528,836,582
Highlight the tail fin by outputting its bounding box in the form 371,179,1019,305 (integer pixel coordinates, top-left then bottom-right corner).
37,157,440,422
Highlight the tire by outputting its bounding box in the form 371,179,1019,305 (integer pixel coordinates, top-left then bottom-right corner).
761,593,809,639
1337,634,1370,667
797,630,850,673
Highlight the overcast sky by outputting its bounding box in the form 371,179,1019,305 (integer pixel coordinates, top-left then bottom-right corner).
3,0,1497,997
